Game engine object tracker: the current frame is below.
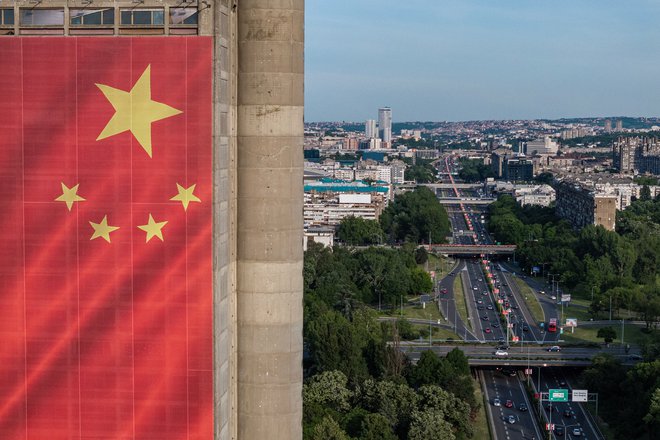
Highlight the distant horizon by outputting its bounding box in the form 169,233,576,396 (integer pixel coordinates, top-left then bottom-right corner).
305,115,660,125
306,1,660,121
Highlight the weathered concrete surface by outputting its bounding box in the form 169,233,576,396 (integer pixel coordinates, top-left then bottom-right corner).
236,0,304,439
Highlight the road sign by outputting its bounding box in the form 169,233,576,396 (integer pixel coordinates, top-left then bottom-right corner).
546,423,555,431
561,293,571,302
572,389,588,402
566,318,578,327
525,368,533,375
549,389,568,402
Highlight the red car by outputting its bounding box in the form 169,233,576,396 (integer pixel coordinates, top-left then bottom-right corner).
505,400,513,408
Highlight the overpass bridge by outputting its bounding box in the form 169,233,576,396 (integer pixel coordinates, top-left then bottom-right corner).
403,344,639,368
438,197,495,205
428,244,516,255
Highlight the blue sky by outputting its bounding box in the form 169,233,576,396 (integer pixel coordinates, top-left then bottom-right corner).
305,0,660,122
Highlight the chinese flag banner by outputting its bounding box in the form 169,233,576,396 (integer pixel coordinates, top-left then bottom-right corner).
0,38,213,439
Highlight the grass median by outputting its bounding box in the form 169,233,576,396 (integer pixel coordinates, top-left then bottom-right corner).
513,277,545,323
473,378,491,440
561,322,648,345
453,274,472,331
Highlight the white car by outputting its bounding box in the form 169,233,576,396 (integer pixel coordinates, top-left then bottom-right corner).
493,398,501,406
494,350,508,356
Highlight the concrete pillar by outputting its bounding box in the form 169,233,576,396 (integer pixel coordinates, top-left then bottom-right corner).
236,0,304,439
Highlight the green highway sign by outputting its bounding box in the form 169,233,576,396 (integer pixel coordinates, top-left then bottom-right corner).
549,389,569,402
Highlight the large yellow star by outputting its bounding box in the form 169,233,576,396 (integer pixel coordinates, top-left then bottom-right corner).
137,214,168,242
89,215,120,243
96,65,182,158
170,183,201,211
55,182,85,211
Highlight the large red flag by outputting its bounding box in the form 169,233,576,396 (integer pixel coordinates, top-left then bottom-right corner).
0,37,213,439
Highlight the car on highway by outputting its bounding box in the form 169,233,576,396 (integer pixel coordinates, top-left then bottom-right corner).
507,415,516,424
572,427,582,436
563,409,575,418
473,287,478,291
628,354,643,361
518,403,528,412
493,398,501,406
477,305,485,310
486,305,494,310
484,328,491,334
554,426,564,436
494,349,508,356
482,316,489,321
491,323,500,328
476,299,483,304
505,400,513,408
547,345,561,352
522,325,530,332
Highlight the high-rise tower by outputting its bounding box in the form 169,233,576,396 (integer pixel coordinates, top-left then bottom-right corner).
378,106,392,144
365,119,377,138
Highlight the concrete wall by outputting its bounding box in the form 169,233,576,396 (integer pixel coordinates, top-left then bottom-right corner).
236,0,304,439
212,2,237,439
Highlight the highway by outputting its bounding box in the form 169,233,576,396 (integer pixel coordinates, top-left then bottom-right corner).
435,156,604,439
482,369,542,440
532,368,604,439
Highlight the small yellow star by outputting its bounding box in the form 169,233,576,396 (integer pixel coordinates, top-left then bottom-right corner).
89,215,120,243
137,214,168,242
55,182,85,211
96,65,182,158
170,183,201,211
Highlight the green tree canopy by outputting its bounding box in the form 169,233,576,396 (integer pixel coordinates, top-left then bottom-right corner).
380,186,450,244
337,216,384,246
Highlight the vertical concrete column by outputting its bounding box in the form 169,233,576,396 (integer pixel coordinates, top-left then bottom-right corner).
236,0,304,439
210,1,238,439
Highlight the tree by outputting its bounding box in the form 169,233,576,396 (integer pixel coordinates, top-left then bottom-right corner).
358,413,398,440
305,310,369,379
338,216,383,246
311,416,350,440
410,267,433,295
303,370,354,412
641,185,652,201
407,410,456,440
379,187,450,244
357,379,418,432
414,246,428,264
597,326,617,344
445,348,470,377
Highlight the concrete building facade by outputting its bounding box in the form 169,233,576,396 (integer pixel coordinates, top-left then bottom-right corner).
1,1,304,439
555,181,617,231
378,106,392,144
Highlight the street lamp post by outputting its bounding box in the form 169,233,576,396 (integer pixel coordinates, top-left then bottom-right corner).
429,315,432,348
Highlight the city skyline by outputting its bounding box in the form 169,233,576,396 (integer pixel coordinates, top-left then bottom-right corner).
306,0,660,122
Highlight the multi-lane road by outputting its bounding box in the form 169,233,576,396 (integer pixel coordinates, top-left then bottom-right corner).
433,156,603,439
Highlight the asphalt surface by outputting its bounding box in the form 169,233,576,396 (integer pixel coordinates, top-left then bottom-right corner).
532,368,604,439
482,369,542,440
